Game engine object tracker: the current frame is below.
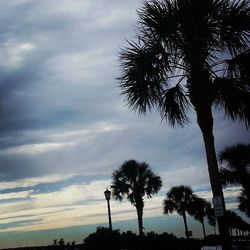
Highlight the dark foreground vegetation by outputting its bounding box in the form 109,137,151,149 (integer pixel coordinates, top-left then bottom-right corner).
2,227,250,250
82,229,202,250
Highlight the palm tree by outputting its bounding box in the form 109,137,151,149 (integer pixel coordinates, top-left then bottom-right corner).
111,159,162,235
118,0,250,248
163,185,195,238
219,143,250,216
189,196,212,239
207,207,217,235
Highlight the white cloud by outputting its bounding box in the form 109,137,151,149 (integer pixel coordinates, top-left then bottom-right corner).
29,180,111,208
0,142,76,156
0,176,244,234
49,122,127,140
161,165,210,192
0,174,74,191
0,190,32,200
0,178,160,232
0,41,35,70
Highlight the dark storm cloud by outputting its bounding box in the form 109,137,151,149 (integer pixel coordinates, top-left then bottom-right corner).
0,0,138,135
0,0,143,181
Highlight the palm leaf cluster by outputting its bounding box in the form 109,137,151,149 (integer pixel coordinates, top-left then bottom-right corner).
111,159,162,235
226,49,250,84
119,0,250,127
219,143,250,216
226,210,250,236
111,160,162,203
163,186,194,216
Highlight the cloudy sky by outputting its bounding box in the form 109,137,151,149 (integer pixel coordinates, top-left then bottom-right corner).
0,0,249,248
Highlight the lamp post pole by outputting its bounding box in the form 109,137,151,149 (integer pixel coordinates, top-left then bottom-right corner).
104,189,112,231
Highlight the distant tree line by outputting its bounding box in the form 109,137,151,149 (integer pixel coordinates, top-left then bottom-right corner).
82,227,203,250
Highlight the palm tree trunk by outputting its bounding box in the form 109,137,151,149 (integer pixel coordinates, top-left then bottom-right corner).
136,204,144,236
196,106,231,250
202,221,206,239
182,211,190,239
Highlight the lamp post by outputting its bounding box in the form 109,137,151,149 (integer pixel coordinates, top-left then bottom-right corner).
104,188,112,231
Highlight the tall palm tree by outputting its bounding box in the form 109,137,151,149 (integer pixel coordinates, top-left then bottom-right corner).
219,143,250,203
111,159,162,235
118,0,250,248
207,207,217,235
189,196,212,239
163,185,195,238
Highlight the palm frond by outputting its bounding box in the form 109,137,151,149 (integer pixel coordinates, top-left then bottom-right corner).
219,143,250,167
118,39,171,113
220,167,239,185
111,168,132,200
225,49,250,84
138,0,181,54
213,78,250,127
145,174,162,197
218,143,250,213
160,84,190,127
218,0,250,55
163,185,194,216
111,159,162,206
188,196,210,223
163,199,175,214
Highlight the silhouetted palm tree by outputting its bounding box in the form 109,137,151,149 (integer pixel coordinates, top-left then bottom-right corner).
189,196,212,239
111,159,162,235
219,143,250,200
207,207,217,235
163,185,195,238
118,0,250,247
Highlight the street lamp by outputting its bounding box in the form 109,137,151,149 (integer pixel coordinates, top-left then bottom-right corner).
104,188,112,231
